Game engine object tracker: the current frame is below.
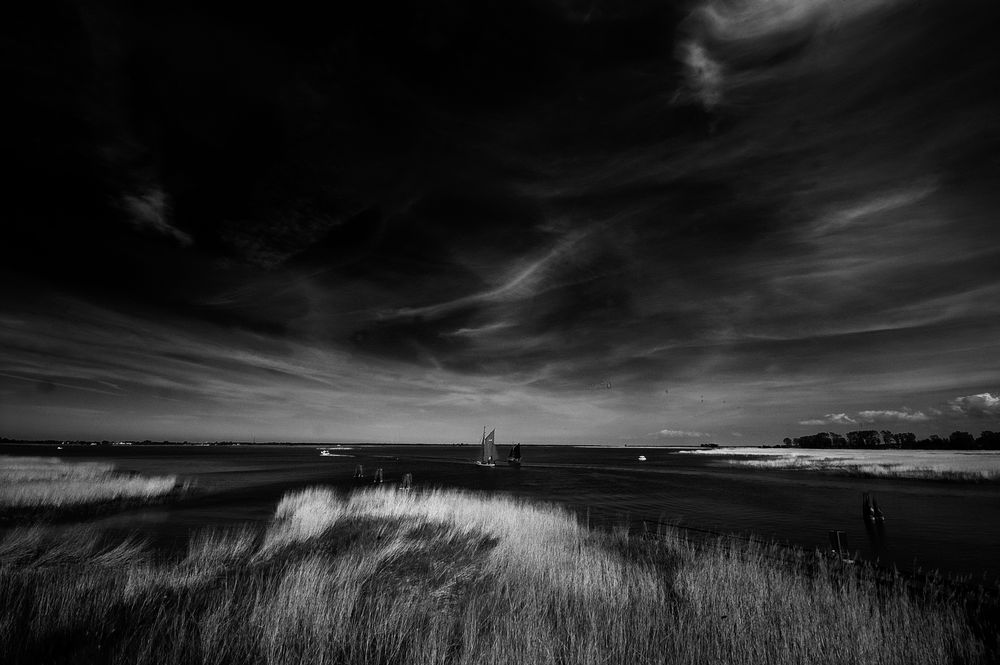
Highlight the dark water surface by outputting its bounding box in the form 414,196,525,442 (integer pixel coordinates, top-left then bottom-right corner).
4,443,999,579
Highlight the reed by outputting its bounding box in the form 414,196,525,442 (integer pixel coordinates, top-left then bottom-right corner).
0,457,116,482
0,456,179,515
0,486,988,664
692,449,1000,481
733,457,1000,481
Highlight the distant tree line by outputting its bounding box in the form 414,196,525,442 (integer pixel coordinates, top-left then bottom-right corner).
782,430,1000,450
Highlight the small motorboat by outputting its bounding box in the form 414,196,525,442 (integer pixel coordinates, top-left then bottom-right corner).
637,455,647,461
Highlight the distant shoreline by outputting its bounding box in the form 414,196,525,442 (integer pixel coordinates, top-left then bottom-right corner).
0,440,706,449
6,437,998,451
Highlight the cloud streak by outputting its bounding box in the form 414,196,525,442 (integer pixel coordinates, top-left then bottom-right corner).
120,187,192,246
659,429,711,439
857,409,930,424
678,0,911,108
799,414,857,427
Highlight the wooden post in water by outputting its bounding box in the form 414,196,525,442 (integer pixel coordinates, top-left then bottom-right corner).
828,530,851,562
872,494,885,521
862,492,874,521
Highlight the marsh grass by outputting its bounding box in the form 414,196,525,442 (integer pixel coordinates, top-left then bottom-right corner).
734,457,1000,481
0,456,181,522
0,486,989,664
688,449,1000,481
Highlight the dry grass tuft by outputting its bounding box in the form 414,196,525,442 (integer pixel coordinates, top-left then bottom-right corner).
0,456,179,511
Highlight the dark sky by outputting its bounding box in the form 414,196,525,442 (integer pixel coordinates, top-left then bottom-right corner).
3,0,1000,444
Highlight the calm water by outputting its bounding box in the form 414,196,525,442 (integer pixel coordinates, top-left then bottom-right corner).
4,443,1000,579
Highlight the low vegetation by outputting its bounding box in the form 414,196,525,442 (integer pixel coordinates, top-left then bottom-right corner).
687,449,1000,481
0,456,181,521
731,457,1000,481
0,486,989,664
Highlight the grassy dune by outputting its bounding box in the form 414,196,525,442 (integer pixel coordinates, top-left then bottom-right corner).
0,486,987,664
0,456,180,519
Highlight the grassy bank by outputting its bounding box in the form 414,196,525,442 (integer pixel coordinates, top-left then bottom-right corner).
0,486,988,664
732,457,1000,481
0,456,181,523
685,449,1000,481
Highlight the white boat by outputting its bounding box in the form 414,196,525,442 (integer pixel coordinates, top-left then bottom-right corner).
637,455,647,461
319,449,333,457
475,427,498,467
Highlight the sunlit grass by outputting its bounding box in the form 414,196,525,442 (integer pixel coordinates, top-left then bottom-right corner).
686,448,1000,481
0,458,116,482
0,456,179,511
0,486,988,664
733,457,1000,481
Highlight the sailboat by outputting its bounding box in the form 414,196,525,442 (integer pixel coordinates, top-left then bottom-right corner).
507,442,521,466
476,427,498,467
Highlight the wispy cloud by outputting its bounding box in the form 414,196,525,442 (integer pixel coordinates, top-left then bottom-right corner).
120,186,192,246
692,0,905,43
799,413,857,426
678,41,725,109
857,408,929,423
0,371,124,398
0,295,641,442
439,322,515,338
678,0,909,109
383,228,596,320
659,429,710,438
811,183,937,236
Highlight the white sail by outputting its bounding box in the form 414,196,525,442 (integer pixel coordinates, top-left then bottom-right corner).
480,428,498,464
